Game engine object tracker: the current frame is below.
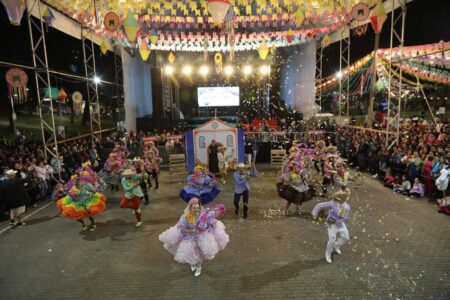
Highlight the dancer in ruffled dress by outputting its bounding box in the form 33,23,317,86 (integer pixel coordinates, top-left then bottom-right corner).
179,164,221,205
144,142,162,189
56,175,106,231
159,198,229,277
120,169,144,227
104,145,127,191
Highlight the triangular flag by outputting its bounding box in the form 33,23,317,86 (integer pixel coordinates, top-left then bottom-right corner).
321,34,331,47
168,52,175,63
100,41,108,54
286,28,294,43
150,34,159,44
58,88,67,101
123,9,139,43
258,41,269,60
140,41,150,61
370,1,387,33
294,7,305,27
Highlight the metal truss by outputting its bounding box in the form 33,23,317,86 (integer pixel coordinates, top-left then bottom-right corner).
338,27,350,117
114,47,124,121
162,72,173,119
81,28,102,142
26,0,60,176
315,46,323,112
385,0,407,149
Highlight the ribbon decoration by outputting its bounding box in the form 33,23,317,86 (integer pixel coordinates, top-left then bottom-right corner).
5,68,28,104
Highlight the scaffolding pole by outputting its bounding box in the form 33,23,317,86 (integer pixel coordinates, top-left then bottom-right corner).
315,46,323,112
26,0,60,176
386,0,407,149
338,27,351,117
114,46,124,122
82,28,102,142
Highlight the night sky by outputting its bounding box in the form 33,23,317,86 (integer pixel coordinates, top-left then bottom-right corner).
0,0,449,116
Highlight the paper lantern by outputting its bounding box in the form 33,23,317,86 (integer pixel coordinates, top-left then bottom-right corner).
103,12,120,32
100,41,108,54
168,52,175,63
258,41,269,60
1,0,25,26
42,7,55,26
140,41,150,61
72,91,83,104
370,1,387,33
58,88,68,101
294,7,305,27
286,29,294,43
123,9,139,43
207,0,231,23
5,68,28,103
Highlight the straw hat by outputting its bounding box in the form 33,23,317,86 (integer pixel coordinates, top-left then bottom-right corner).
133,157,142,162
237,163,248,170
4,169,17,176
122,169,136,176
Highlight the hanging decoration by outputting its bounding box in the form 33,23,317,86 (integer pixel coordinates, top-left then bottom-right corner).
353,24,368,37
294,7,305,27
103,12,120,32
351,3,370,22
203,37,209,62
207,0,231,24
123,9,139,43
72,91,83,114
140,40,151,61
214,53,223,74
168,52,175,63
42,7,55,26
150,31,159,44
286,29,294,43
258,41,269,60
0,0,26,26
58,88,68,102
321,34,331,48
370,1,387,33
5,68,28,104
100,41,108,54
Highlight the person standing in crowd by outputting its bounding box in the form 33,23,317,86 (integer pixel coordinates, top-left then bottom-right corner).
120,169,144,227
312,188,351,264
234,163,250,219
244,136,254,167
217,147,228,184
132,157,150,205
435,163,449,205
0,170,30,227
208,140,220,175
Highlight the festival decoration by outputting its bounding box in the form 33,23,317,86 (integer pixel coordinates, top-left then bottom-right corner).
207,0,231,23
258,41,269,60
370,1,387,33
286,29,294,43
72,91,83,104
123,9,139,43
214,53,222,73
294,7,305,27
1,0,25,26
58,88,68,102
321,34,331,48
100,41,108,54
168,51,175,63
351,3,370,21
103,12,120,32
42,7,55,26
150,32,159,44
5,68,28,103
140,40,151,61
353,24,368,37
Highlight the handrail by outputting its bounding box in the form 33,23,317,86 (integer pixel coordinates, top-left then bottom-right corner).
47,128,116,146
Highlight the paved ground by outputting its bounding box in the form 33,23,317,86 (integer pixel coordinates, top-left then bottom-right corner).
0,164,449,300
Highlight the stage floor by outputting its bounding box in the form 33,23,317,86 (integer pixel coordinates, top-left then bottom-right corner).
0,164,449,299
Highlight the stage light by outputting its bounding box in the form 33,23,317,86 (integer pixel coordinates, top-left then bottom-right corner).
199,65,209,76
259,65,270,75
182,65,192,76
224,65,233,76
164,65,174,76
243,65,252,75
93,76,101,84
335,71,343,79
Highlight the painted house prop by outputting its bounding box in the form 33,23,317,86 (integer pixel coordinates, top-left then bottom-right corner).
185,118,245,172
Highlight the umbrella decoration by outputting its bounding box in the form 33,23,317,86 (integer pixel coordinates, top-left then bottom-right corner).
1,0,26,26
123,9,139,43
5,68,28,104
42,7,56,26
139,40,151,61
370,1,387,33
207,0,231,24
